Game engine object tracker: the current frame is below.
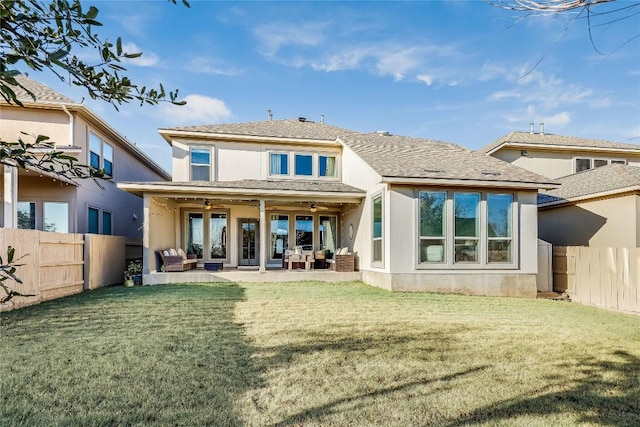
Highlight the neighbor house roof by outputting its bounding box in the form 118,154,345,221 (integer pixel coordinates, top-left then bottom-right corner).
8,75,77,104
482,131,640,155
118,179,366,200
538,164,640,208
158,118,356,144
339,132,558,190
2,75,170,180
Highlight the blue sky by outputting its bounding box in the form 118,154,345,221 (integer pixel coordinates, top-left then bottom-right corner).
29,0,640,174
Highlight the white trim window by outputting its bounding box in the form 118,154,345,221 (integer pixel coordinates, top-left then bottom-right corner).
574,157,627,173
267,150,339,180
190,147,211,181
89,132,114,177
418,190,516,268
372,194,383,264
269,152,289,176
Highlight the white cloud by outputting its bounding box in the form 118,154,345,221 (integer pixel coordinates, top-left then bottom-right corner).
542,111,571,126
121,43,159,67
417,74,433,86
254,22,329,56
186,57,243,76
159,94,232,125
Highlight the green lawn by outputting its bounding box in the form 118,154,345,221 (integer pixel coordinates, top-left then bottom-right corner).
1,281,639,426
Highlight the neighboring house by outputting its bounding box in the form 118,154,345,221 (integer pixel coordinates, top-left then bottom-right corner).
0,76,170,237
537,164,640,247
483,126,640,248
483,127,640,179
119,118,557,297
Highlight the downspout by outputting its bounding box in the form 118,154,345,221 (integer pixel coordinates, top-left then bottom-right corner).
61,104,74,149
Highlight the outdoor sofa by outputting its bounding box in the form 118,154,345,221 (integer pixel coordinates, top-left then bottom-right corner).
157,248,198,272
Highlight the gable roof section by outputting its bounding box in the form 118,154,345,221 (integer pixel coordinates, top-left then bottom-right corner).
482,131,640,155
159,119,356,144
538,164,640,208
339,133,558,190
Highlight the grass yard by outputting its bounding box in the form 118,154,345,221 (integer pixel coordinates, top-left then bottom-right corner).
1,281,639,426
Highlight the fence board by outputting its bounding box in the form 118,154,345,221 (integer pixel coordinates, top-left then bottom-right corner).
553,246,640,314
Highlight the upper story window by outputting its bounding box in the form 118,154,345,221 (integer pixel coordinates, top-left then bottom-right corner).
575,157,626,173
268,150,339,180
319,155,337,177
89,132,113,177
190,148,211,181
295,154,313,176
270,153,289,175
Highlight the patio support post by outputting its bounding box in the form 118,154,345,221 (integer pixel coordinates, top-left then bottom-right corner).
142,194,150,275
2,164,18,228
259,198,266,272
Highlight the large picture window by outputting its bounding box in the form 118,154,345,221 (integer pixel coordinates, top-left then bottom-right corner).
487,194,512,263
17,201,36,230
190,148,211,181
187,213,204,258
44,202,69,233
417,191,516,268
454,193,480,263
294,154,313,176
372,195,383,263
319,215,337,253
209,213,227,259
295,215,313,250
419,192,446,263
270,214,289,260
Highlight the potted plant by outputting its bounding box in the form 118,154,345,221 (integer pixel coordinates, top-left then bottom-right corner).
124,260,143,287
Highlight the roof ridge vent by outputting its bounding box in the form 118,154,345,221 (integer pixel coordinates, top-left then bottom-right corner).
376,130,390,136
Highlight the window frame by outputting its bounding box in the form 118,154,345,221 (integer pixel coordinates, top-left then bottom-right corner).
573,156,628,173
294,214,314,251
89,132,114,178
371,193,384,267
190,147,212,181
267,150,340,180
43,201,70,233
415,189,519,270
17,201,37,230
102,210,112,236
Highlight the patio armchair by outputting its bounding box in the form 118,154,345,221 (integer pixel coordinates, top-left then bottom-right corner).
158,248,198,272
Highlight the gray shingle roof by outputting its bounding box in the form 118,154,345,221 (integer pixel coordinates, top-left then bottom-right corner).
161,119,356,141
4,75,77,105
339,133,556,186
482,131,640,153
538,164,640,206
122,179,365,194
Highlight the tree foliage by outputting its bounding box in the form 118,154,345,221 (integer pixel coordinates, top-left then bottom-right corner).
1,0,188,108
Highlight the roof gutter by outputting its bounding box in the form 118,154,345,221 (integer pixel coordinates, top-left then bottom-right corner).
158,129,341,147
486,142,640,156
61,104,74,150
380,176,560,191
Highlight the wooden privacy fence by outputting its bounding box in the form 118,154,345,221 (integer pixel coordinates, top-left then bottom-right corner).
553,246,640,314
1,229,142,311
1,229,83,311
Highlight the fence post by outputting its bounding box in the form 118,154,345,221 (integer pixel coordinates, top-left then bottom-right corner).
83,233,91,291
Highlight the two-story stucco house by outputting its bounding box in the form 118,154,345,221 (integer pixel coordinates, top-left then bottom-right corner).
120,118,557,297
0,76,170,237
483,126,640,247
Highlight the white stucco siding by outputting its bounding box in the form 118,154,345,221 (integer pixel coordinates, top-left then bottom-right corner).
340,145,386,272
217,143,263,181
493,148,639,180
539,194,639,247
0,107,71,147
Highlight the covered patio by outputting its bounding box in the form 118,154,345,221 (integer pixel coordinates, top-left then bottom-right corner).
118,180,365,281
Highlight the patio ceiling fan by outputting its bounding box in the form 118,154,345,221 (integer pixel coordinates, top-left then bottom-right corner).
309,202,329,213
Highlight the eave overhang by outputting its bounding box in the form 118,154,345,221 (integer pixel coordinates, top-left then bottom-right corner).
486,141,640,156
538,186,640,209
381,176,560,191
158,128,342,147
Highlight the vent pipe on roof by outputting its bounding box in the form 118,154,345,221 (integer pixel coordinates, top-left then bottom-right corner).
529,122,535,134
320,114,325,124
267,109,273,121
540,122,545,135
